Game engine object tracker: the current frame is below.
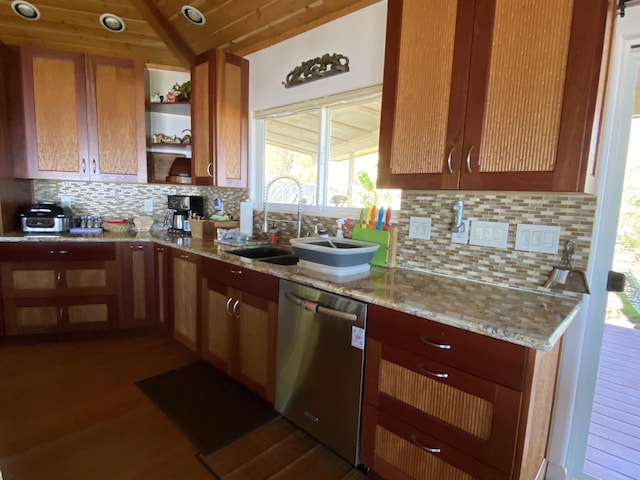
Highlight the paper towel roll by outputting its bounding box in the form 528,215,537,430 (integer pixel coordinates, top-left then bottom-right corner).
240,200,254,236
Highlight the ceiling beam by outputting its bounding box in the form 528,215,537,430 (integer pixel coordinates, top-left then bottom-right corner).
130,0,193,67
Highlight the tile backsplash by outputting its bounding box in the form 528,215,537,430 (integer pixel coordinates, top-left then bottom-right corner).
33,180,249,227
33,181,597,292
395,191,596,292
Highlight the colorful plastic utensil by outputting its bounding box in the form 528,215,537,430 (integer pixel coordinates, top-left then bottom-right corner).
376,207,384,230
383,207,392,231
370,206,377,229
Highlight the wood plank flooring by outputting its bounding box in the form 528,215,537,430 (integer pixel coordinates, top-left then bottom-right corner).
585,324,640,480
0,334,213,480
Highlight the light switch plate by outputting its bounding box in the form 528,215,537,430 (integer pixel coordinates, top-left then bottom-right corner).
143,199,154,213
60,195,72,208
469,220,509,248
515,224,560,254
409,216,431,240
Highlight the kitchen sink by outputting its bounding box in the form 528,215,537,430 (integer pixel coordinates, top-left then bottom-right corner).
226,245,299,265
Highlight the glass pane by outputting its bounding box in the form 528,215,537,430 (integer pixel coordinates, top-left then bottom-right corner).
328,100,401,209
265,111,319,205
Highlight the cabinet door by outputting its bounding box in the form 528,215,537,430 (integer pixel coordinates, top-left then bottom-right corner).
232,288,277,403
154,244,169,332
88,55,146,182
201,277,232,371
192,49,248,188
377,0,474,190
170,249,199,351
119,242,156,328
19,47,89,180
459,0,608,191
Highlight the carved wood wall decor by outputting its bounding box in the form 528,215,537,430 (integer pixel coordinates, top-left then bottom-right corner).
282,53,350,88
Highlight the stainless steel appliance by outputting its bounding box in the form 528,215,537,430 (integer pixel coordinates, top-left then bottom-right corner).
19,201,73,233
275,279,367,466
167,195,204,217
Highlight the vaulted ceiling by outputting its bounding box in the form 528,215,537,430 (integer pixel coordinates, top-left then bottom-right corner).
0,0,380,67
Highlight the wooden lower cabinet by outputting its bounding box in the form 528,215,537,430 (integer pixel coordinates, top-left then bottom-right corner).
118,242,156,328
169,248,200,352
201,257,278,402
361,304,561,480
153,244,169,332
0,242,119,335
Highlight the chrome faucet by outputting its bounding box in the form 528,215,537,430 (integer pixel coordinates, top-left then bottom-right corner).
263,176,304,238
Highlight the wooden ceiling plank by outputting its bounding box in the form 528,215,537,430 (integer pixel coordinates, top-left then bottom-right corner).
129,0,193,67
0,28,179,66
192,0,377,56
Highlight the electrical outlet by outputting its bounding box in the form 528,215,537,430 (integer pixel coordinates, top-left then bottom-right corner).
409,216,431,240
515,224,560,254
451,219,469,244
469,220,509,248
60,195,72,209
143,199,154,213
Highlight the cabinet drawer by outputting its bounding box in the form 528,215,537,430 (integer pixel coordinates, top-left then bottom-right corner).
364,339,521,474
3,295,117,335
202,257,278,301
0,242,117,261
368,304,527,390
361,404,509,480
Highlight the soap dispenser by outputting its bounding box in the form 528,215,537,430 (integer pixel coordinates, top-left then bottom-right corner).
336,218,348,239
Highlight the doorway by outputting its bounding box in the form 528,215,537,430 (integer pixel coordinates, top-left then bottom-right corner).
584,109,640,479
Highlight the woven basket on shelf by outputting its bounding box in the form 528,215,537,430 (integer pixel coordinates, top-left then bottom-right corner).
102,221,131,233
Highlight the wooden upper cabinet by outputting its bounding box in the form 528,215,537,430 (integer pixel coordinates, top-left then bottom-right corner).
191,49,248,188
17,47,146,182
86,55,147,182
377,0,608,192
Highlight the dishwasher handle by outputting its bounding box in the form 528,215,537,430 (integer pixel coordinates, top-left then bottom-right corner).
284,291,358,322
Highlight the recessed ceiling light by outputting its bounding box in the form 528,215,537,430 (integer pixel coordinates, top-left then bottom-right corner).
11,1,41,21
99,13,126,32
181,5,206,25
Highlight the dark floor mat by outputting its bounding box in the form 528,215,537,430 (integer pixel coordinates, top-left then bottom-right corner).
135,361,280,454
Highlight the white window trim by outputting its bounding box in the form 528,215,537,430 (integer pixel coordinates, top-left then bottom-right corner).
251,85,383,219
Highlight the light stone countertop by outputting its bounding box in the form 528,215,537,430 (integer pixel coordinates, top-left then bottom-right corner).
1,231,582,351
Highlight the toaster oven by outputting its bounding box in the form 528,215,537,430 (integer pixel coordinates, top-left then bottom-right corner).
20,202,73,233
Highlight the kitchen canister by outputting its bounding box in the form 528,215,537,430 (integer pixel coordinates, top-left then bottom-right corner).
239,200,254,237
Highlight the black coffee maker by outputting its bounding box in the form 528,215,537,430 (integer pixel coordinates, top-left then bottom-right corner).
165,195,205,233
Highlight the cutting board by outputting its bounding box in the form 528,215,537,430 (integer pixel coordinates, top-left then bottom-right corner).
351,225,397,267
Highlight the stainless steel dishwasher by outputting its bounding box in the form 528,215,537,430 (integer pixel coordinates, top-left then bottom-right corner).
275,279,367,467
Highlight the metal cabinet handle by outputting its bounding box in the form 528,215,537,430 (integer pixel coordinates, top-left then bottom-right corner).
417,364,449,379
230,268,243,275
81,158,87,173
92,158,97,174
446,146,455,174
419,336,451,350
180,254,189,259
56,272,62,282
130,245,144,250
225,297,233,316
232,300,240,319
410,434,441,454
49,250,68,255
465,145,476,174
156,247,165,252
207,162,213,177
59,307,64,321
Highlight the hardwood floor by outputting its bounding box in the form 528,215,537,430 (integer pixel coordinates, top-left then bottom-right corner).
0,334,213,480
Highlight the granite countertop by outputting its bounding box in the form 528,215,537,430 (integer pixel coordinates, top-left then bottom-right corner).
0,231,582,351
